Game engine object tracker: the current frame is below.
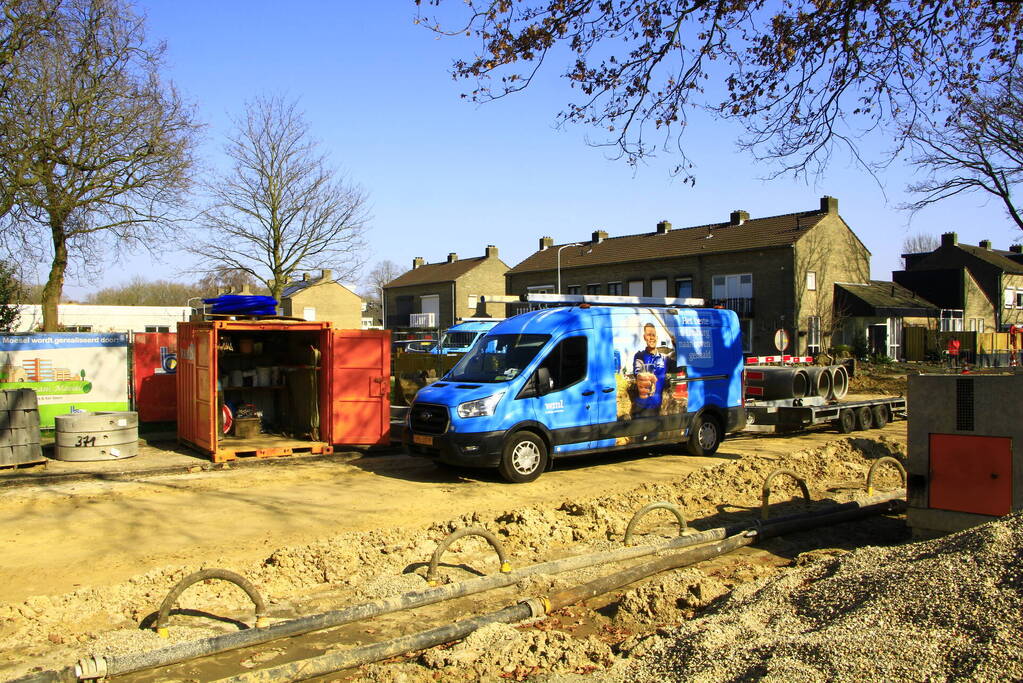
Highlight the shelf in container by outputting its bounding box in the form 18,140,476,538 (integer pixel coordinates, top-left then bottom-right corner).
222,385,287,391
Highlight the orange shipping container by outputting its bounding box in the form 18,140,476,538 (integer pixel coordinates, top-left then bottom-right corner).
176,320,390,462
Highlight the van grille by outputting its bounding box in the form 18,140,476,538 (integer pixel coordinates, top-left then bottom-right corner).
410,402,449,435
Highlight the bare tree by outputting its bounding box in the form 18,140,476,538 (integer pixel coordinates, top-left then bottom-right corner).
360,259,403,304
191,96,370,302
417,0,1023,181
904,80,1023,231
0,0,200,331
901,233,940,267
196,267,264,296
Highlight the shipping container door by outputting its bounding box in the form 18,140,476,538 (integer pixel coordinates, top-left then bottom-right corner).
177,325,217,452
328,330,390,445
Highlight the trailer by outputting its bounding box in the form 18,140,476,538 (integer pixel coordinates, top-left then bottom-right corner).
745,395,907,433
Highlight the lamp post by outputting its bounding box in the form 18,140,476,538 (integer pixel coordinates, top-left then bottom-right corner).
557,243,584,294
378,284,385,329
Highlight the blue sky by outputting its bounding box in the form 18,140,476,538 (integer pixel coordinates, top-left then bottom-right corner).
60,1,1020,298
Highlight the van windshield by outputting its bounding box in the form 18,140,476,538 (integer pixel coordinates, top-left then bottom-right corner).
447,334,550,383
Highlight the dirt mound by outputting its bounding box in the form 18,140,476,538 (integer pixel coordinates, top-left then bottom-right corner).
0,435,908,681
622,512,1023,681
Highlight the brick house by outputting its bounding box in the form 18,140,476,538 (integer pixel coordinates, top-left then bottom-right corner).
833,280,940,359
280,269,363,329
383,246,509,331
894,232,1023,333
505,196,870,356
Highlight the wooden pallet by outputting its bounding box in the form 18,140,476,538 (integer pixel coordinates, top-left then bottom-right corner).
0,459,46,471
211,435,333,463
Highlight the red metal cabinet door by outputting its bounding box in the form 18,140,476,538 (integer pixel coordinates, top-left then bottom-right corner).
929,434,1012,516
328,330,390,445
133,332,178,422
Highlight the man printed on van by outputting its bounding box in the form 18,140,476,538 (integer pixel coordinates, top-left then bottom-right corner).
633,323,670,416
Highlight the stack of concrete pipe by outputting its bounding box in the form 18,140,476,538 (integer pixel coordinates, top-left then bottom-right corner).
746,365,849,401
0,389,44,467
53,411,139,461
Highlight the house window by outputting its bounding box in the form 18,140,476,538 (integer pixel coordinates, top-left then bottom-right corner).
607,282,623,295
64,325,92,332
302,307,316,321
650,278,668,298
712,273,753,299
1005,288,1015,308
740,319,752,354
675,277,693,299
566,285,580,295
627,280,644,297
586,283,602,295
1017,291,1023,308
807,315,822,354
806,271,817,290
968,318,985,333
144,326,170,333
527,284,555,294
467,295,478,310
939,309,964,332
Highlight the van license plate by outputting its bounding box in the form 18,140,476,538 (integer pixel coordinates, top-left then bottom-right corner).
413,434,434,446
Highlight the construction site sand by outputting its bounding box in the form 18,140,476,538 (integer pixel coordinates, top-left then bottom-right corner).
0,433,916,681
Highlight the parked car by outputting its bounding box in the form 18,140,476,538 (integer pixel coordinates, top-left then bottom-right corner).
393,339,435,353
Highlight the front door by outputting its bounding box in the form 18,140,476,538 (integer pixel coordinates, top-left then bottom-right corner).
527,335,599,455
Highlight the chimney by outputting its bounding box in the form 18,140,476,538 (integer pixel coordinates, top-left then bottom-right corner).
941,232,958,247
539,236,554,250
1011,245,1023,254
412,257,425,269
447,253,458,263
820,196,838,214
320,269,332,281
485,244,498,259
591,229,608,244
979,239,992,250
729,210,749,226
656,220,672,234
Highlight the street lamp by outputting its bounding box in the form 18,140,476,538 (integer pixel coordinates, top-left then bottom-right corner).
557,243,584,294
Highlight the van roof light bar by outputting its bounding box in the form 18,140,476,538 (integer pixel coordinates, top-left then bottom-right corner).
523,293,705,307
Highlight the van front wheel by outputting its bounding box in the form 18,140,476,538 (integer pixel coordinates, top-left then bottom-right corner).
686,414,722,456
499,432,548,483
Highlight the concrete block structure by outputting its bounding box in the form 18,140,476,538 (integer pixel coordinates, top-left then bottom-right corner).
906,373,1023,537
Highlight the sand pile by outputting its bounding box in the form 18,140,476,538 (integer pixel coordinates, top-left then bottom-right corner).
623,511,1023,681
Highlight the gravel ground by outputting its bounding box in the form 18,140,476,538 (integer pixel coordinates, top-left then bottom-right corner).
618,511,1023,682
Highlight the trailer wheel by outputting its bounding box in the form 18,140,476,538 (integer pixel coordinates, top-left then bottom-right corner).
855,406,874,431
686,414,722,456
498,432,548,483
871,405,888,429
838,409,856,433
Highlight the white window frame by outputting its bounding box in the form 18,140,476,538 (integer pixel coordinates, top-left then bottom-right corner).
806,271,817,291
675,277,693,298
144,325,170,333
1005,288,1015,308
527,284,556,294
807,315,822,354
586,283,602,295
1017,291,1023,308
607,281,623,296
939,309,964,332
650,278,668,298
467,295,478,309
302,306,316,321
712,273,753,299
627,280,644,297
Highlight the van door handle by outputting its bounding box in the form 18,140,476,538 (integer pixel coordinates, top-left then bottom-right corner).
581,390,595,396
602,387,615,393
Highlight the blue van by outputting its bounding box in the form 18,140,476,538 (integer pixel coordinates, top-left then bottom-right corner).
430,320,500,355
405,303,746,482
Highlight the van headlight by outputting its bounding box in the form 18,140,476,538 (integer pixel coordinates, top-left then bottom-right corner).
457,392,505,418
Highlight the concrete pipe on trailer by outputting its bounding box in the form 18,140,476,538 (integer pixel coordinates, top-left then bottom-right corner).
745,366,808,400
829,365,850,399
802,366,833,398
